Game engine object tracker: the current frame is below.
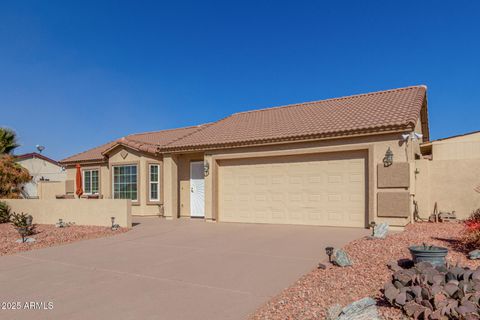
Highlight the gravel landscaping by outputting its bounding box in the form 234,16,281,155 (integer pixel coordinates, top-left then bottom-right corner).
0,223,129,256
250,222,479,320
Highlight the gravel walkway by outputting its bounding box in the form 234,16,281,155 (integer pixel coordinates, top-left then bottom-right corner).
0,223,129,256
250,222,479,320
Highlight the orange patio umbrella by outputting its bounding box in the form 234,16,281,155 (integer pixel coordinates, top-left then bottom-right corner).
75,164,83,197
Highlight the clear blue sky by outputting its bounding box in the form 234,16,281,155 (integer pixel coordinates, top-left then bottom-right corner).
1,1,479,160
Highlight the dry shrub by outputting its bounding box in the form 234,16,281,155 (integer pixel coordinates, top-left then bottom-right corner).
461,209,480,250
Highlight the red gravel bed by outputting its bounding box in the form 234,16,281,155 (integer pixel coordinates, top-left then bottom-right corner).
250,222,479,320
0,223,129,256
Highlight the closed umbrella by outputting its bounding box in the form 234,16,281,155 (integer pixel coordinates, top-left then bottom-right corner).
75,164,83,197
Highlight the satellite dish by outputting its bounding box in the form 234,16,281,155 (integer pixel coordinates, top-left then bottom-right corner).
36,145,45,153
402,134,410,141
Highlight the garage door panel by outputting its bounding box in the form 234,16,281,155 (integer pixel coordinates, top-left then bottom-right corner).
218,151,366,227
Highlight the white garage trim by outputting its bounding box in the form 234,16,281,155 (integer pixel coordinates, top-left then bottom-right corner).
207,144,375,227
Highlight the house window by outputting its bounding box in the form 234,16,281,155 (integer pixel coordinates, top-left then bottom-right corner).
149,164,160,201
113,165,138,201
83,169,99,194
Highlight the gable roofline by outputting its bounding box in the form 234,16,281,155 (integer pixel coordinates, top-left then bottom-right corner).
59,124,208,164
160,85,427,151
15,152,61,166
61,85,428,162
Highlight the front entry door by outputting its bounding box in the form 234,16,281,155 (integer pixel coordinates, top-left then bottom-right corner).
190,161,205,218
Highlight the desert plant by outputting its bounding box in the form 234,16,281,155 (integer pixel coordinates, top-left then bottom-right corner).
10,212,35,235
461,209,480,250
384,261,480,319
0,201,11,223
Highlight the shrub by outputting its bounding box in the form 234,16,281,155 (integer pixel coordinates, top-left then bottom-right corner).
10,212,35,235
0,154,31,198
0,201,11,223
384,261,480,319
462,208,480,250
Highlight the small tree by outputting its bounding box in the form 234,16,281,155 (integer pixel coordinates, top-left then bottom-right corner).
0,155,31,198
0,201,11,223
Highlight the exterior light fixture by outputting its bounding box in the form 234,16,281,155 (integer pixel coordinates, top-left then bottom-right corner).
370,221,377,237
111,217,119,231
204,161,210,177
383,147,393,167
325,247,334,263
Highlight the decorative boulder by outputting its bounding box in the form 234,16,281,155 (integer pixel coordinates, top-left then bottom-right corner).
469,249,480,260
332,249,353,267
328,297,380,320
373,222,389,239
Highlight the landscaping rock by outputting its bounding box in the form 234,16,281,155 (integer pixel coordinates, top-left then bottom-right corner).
332,249,352,267
15,237,36,243
326,304,342,320
469,249,480,260
318,263,327,270
373,222,389,239
337,297,380,320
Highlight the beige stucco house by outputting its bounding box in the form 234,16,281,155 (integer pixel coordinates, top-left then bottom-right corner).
59,85,434,228
15,153,66,198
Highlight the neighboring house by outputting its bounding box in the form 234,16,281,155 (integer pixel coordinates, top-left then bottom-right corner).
15,153,66,198
60,85,429,228
415,131,480,219
420,130,480,161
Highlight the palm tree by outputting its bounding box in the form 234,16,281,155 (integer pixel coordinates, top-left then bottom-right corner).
0,128,19,154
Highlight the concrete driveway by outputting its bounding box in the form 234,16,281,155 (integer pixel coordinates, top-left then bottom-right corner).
0,217,368,320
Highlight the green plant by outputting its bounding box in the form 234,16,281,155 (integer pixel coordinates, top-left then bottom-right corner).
0,201,11,223
0,128,19,155
10,212,35,235
384,261,480,319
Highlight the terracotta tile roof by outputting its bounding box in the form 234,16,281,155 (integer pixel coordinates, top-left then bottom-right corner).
61,85,427,162
161,85,427,151
60,125,205,164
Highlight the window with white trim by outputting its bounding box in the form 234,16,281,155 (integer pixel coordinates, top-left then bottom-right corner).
113,165,138,201
149,164,160,201
83,169,99,194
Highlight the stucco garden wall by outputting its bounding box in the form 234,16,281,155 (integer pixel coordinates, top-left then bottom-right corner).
2,199,132,227
414,159,480,219
37,181,66,199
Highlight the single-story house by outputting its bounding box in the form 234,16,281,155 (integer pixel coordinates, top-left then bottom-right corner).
15,152,66,198
60,85,430,228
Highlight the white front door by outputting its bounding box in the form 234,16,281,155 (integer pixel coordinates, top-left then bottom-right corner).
190,161,205,218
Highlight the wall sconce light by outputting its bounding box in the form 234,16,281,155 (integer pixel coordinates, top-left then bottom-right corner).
369,221,376,237
204,161,210,177
325,246,334,263
383,147,393,167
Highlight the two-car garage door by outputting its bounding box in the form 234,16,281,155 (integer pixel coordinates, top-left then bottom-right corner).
217,151,367,227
